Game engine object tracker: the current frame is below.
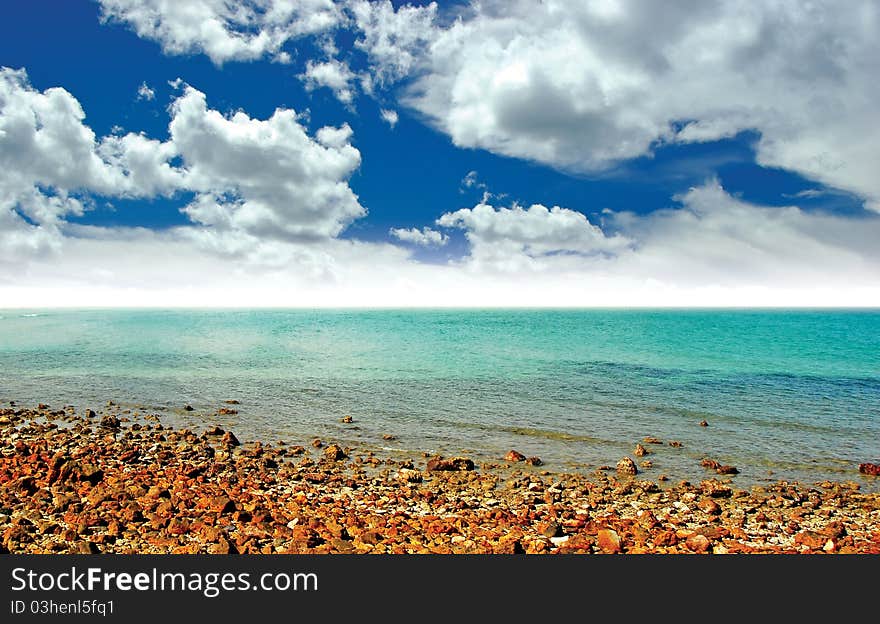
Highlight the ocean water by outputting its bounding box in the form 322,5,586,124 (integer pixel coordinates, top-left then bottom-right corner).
1,309,878,490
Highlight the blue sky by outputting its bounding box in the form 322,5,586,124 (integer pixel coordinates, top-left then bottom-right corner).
1,1,879,306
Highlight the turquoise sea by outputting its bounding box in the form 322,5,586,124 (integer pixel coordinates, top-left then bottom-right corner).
1,309,878,490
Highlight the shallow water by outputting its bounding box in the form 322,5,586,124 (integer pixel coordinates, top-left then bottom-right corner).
1,309,878,490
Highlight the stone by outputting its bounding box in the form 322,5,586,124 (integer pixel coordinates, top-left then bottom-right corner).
686,533,711,553
525,456,543,466
643,436,663,445
224,399,240,405
100,414,121,430
311,439,323,448
341,415,354,423
634,443,649,457
700,480,732,498
205,496,236,514
698,499,721,515
640,460,653,469
701,458,721,470
858,463,880,476
699,420,709,427
539,522,563,538
794,530,826,550
820,521,846,539
716,465,739,475
184,405,194,411
426,457,475,471
616,457,638,476
382,434,397,441
397,468,422,483
218,407,238,415
505,450,527,462
323,445,347,461
597,528,622,554
205,426,225,436
220,431,240,447
668,440,683,448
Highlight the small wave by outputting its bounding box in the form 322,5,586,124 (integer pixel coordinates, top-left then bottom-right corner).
21,313,40,318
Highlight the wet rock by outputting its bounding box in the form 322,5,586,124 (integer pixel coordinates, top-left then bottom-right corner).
597,528,622,554
643,436,663,445
640,460,653,469
525,456,543,466
668,440,683,448
340,415,354,423
699,420,709,427
505,450,527,462
323,445,347,461
224,399,240,405
218,407,238,415
100,414,121,430
205,425,225,436
701,459,721,471
700,480,732,498
634,443,649,457
382,434,397,441
184,405,194,411
311,439,323,448
616,457,638,476
398,469,423,483
716,465,739,475
858,463,880,476
426,457,475,472
220,431,240,447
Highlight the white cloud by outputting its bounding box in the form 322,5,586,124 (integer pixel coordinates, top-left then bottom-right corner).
353,0,880,212
136,81,155,100
0,67,365,272
379,108,398,128
169,85,364,242
437,201,629,271
0,67,173,263
300,59,357,104
390,226,447,246
98,0,342,65
350,0,438,85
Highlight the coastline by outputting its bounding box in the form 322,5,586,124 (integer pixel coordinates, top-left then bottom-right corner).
2,403,878,554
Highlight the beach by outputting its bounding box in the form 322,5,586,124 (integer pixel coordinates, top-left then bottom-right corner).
2,403,878,555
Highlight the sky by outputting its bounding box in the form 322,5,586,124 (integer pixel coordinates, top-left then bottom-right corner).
1,0,879,307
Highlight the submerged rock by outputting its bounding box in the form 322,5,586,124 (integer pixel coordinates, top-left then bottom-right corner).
504,450,527,462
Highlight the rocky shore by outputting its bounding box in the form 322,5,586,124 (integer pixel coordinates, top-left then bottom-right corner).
2,404,879,554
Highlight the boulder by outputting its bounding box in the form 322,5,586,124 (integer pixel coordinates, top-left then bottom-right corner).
504,450,527,462
426,457,475,471
616,457,638,476
597,528,622,554
858,463,880,476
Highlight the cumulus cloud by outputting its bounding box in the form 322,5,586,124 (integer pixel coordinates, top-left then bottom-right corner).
351,0,880,212
437,201,629,271
0,67,365,272
0,67,177,263
136,81,155,101
389,226,447,246
379,108,398,128
98,0,342,65
169,85,363,243
300,59,357,104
